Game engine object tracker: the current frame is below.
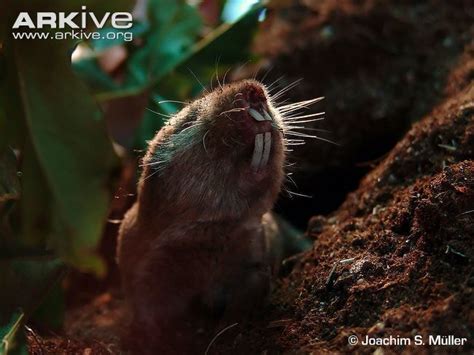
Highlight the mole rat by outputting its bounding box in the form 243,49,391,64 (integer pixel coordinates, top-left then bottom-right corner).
116,79,316,354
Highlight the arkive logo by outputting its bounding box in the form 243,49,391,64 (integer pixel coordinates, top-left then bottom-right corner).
12,6,133,29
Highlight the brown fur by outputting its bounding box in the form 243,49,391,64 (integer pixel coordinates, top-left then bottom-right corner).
116,80,286,354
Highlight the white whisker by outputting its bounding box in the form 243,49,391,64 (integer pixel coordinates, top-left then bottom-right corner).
285,142,306,146
157,99,186,105
266,75,285,92
260,65,274,84
272,79,303,100
186,67,208,93
278,97,324,111
287,190,312,198
219,108,247,116
180,122,203,134
284,139,306,143
285,126,331,133
222,66,232,86
202,130,210,154
139,160,167,167
146,107,173,118
284,117,326,124
285,132,339,145
282,112,325,120
286,174,298,188
215,57,222,89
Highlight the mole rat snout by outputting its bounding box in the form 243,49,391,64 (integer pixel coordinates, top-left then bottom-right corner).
220,82,279,171
224,82,276,138
233,82,273,122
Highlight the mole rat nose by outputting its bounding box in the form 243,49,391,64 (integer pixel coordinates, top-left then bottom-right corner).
242,82,267,105
231,82,274,126
233,82,268,109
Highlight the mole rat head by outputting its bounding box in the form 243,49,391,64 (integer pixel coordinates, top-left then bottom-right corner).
142,80,286,220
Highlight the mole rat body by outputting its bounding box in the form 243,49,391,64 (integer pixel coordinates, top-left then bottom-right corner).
117,80,289,354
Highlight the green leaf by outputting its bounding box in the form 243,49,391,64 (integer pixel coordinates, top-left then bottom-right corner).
0,108,6,154
72,56,119,94
17,141,53,248
0,48,5,153
133,76,191,150
0,0,133,346
134,97,173,151
0,257,64,355
91,22,149,51
72,22,150,92
31,282,64,331
2,0,133,18
0,311,25,355
0,258,64,319
119,0,202,96
0,149,20,205
74,0,263,106
2,37,118,274
0,149,20,249
75,0,203,101
133,4,263,148
1,0,122,273
173,4,263,84
0,0,123,275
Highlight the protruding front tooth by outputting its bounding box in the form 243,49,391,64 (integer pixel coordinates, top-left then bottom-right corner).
249,108,266,122
261,132,272,167
263,110,273,121
251,133,264,169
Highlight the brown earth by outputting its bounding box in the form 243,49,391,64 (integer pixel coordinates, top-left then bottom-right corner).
28,0,473,354
258,0,474,227
213,78,474,355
